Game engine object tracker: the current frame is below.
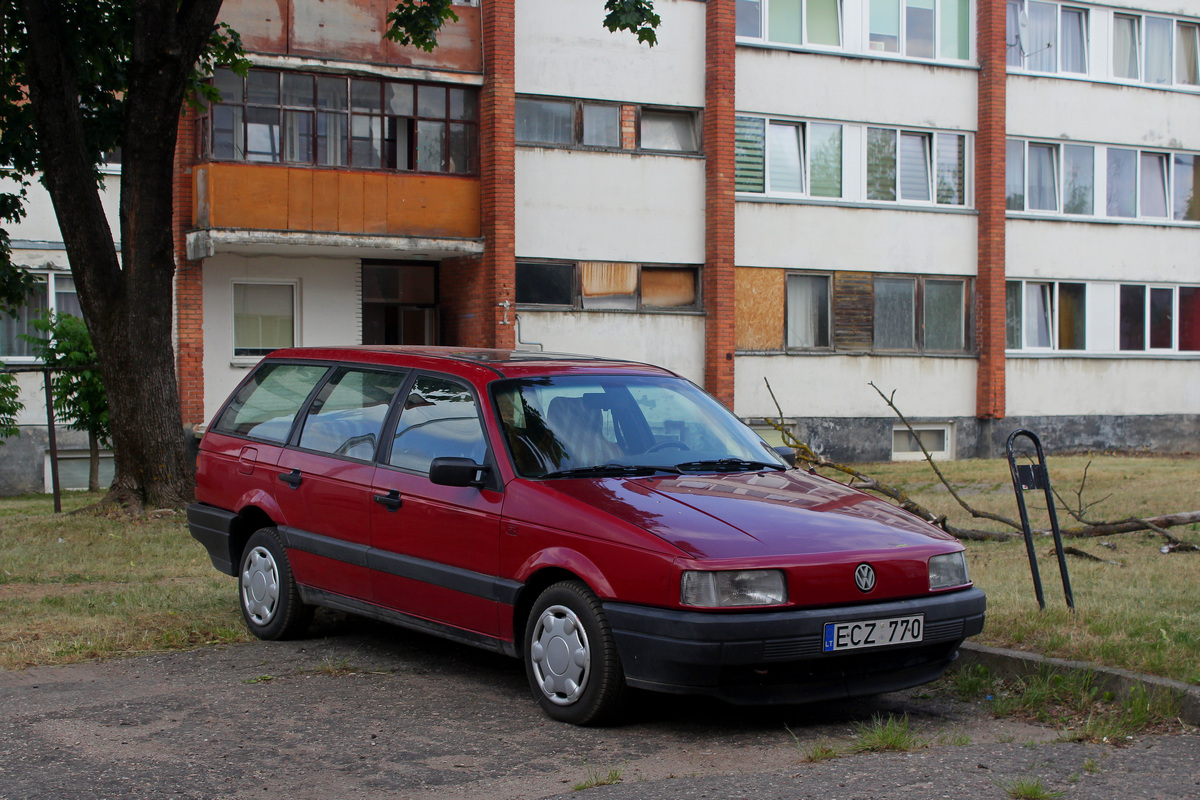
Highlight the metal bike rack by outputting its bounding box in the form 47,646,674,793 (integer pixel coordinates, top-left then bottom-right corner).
1006,429,1074,611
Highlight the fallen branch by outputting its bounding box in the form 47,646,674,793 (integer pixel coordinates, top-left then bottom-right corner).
1061,511,1200,539
1060,546,1123,567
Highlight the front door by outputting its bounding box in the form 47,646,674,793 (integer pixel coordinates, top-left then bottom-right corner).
361,260,438,345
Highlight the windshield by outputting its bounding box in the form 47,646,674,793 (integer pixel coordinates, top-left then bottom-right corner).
491,375,787,478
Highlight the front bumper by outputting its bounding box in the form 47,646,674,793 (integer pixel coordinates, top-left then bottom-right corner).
603,586,986,705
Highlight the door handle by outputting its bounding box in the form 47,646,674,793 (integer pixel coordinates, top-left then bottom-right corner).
373,490,402,512
278,469,303,489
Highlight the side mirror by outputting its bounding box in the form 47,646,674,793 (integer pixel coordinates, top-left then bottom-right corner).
429,456,490,487
772,445,797,469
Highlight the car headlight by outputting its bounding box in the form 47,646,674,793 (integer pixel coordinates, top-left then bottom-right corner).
928,552,969,590
680,570,787,608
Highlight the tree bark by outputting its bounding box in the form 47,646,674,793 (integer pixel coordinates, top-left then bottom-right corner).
20,0,226,510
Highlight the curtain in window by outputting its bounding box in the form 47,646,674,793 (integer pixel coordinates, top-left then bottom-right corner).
1005,0,1023,66
809,123,842,197
1106,148,1136,217
1062,145,1093,214
940,0,969,60
1027,143,1058,211
734,117,766,193
580,262,638,311
736,0,763,38
583,104,619,147
516,99,573,144
1058,283,1086,350
873,278,915,349
641,111,696,151
905,0,935,58
54,277,81,319
0,281,48,358
1024,283,1053,348
1026,2,1057,72
770,0,802,45
1119,284,1145,350
1113,15,1140,79
808,0,841,46
936,133,965,205
213,106,245,160
1173,154,1200,221
867,128,897,201
924,280,964,350
787,275,830,348
283,111,313,162
899,132,931,201
1060,8,1087,73
1005,281,1022,349
1005,139,1025,210
1150,287,1174,349
234,284,295,356
1178,23,1200,85
1140,153,1168,217
317,112,347,167
769,123,804,193
869,0,900,52
1145,17,1173,84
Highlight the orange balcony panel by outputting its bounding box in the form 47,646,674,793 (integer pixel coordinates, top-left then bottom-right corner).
195,163,480,240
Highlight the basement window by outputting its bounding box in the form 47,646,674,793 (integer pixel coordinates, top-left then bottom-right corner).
892,424,953,461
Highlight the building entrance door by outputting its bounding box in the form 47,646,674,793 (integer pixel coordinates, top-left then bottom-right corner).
361,260,438,345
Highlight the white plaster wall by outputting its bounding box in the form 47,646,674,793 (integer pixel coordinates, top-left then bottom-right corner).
736,203,977,273
10,373,49,425
1008,357,1200,416
516,149,706,263
734,354,978,418
516,0,705,105
1008,76,1200,150
1,173,121,247
201,255,362,420
515,311,705,383
737,49,978,131
1006,219,1199,284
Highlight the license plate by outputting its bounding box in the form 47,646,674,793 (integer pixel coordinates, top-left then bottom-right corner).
822,615,924,652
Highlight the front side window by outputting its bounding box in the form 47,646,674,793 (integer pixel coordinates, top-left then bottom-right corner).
786,274,831,348
389,375,488,473
233,282,296,358
207,68,477,174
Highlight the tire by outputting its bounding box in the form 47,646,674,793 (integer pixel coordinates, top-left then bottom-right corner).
238,528,313,640
524,581,627,725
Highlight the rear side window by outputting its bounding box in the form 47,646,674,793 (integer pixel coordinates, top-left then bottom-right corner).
212,363,328,442
297,368,407,460
388,375,488,473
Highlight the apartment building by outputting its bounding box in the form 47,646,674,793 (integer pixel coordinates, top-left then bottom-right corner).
1,0,1197,492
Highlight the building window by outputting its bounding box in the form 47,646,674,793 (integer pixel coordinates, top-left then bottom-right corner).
44,450,116,491
867,127,966,205
1006,280,1089,351
516,98,697,153
735,117,843,197
205,68,477,174
873,276,968,352
737,0,844,49
1111,13,1200,86
786,274,831,348
1006,1,1088,74
0,273,79,360
639,109,699,153
1107,148,1170,219
1120,285,1177,351
892,424,953,461
869,0,970,60
515,262,700,311
233,282,297,358
362,262,437,346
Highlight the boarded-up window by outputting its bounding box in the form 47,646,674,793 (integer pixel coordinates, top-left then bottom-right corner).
642,268,697,308
581,262,638,310
832,272,873,351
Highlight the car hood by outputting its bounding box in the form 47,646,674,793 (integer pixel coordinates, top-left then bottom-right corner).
545,469,957,560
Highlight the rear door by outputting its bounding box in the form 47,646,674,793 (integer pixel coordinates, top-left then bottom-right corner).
273,366,407,600
369,372,504,637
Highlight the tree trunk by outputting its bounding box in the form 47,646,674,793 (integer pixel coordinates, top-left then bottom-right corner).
88,429,100,493
20,0,226,511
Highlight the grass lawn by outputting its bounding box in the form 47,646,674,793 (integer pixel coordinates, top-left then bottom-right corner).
2,454,1198,685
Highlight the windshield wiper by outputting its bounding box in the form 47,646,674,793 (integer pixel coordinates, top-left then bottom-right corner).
540,464,680,479
673,458,787,473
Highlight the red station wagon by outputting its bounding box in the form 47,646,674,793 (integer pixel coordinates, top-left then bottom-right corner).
188,347,985,724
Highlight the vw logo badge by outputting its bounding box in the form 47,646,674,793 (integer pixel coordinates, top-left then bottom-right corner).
854,563,876,593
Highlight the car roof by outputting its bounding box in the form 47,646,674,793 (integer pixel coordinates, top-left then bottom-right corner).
261,346,679,381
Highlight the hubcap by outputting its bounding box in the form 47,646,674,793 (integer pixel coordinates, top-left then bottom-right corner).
529,604,590,705
241,546,281,626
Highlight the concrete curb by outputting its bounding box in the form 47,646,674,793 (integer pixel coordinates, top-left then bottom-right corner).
957,641,1200,726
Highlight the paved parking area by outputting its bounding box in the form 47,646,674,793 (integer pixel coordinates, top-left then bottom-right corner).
1,616,1197,800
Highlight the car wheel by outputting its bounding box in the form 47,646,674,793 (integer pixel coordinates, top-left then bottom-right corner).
524,581,627,725
238,528,313,640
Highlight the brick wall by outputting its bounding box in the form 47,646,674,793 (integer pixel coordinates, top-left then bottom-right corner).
704,0,736,408
173,110,205,426
975,0,1007,419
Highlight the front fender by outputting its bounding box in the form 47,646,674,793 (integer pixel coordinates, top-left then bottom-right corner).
512,546,617,599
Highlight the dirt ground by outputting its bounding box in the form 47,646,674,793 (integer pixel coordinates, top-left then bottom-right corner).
1,615,1197,800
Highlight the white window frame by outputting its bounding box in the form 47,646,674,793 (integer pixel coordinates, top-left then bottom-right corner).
1110,11,1200,88
44,449,116,492
1006,1,1090,75
230,279,300,365
0,271,80,363
867,0,973,62
892,423,954,461
737,0,846,51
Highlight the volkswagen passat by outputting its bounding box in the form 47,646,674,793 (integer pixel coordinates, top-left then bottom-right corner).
188,346,985,725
